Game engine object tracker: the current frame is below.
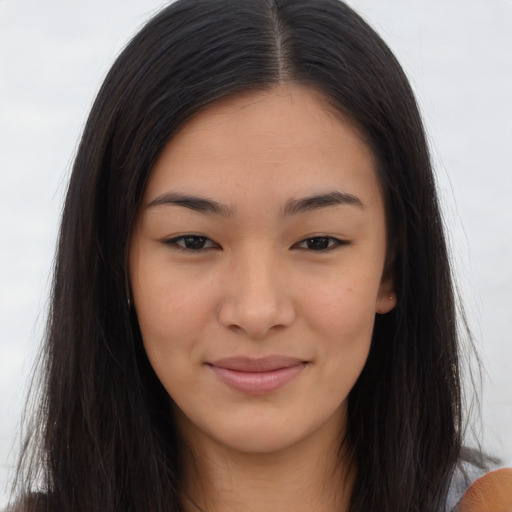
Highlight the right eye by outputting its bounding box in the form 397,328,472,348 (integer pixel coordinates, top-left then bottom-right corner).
163,235,220,251
292,236,349,252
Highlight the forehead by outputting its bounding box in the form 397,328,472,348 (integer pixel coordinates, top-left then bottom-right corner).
144,84,380,210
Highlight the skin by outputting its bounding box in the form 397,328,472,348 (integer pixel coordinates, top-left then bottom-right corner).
130,84,396,512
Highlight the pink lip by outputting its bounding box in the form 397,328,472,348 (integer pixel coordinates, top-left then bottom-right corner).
207,356,307,395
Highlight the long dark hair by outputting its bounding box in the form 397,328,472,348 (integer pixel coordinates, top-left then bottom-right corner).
11,1,475,510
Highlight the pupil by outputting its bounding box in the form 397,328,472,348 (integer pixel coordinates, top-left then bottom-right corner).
308,237,329,250
185,236,205,249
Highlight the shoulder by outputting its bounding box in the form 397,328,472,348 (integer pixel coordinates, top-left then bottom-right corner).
454,467,512,512
446,458,512,512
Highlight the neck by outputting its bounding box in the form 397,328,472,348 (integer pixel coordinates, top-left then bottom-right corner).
179,418,354,512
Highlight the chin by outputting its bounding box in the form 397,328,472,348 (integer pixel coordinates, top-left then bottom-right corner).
219,426,305,455
176,401,347,458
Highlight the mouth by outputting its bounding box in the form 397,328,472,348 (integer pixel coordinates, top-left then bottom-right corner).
207,356,308,395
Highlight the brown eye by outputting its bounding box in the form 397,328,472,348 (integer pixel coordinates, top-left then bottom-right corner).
294,236,348,251
165,235,220,251
306,237,330,250
183,236,208,249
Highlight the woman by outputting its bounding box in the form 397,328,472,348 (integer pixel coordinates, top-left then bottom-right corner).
9,1,510,511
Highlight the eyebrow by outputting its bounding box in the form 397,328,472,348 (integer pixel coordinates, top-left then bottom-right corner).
281,191,364,216
147,192,233,217
146,190,363,217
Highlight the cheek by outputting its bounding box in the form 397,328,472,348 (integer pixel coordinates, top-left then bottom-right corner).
130,253,217,360
298,271,378,392
132,275,217,402
300,269,379,341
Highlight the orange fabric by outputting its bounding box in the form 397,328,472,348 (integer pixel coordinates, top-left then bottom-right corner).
456,468,512,512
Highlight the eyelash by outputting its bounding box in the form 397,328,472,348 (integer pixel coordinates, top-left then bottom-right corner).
292,237,349,251
164,235,220,251
163,235,350,252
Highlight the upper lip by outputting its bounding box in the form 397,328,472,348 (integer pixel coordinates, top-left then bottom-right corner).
208,356,306,372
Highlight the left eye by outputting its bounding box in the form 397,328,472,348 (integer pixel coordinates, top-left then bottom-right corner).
294,236,346,251
165,235,219,251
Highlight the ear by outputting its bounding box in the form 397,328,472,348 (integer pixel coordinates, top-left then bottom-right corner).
375,276,396,315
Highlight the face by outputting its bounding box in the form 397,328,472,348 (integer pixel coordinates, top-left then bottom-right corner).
129,84,395,456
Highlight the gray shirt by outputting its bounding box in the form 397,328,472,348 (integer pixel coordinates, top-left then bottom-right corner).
446,461,487,512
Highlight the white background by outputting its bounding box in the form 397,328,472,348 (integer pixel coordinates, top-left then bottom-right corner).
1,0,511,506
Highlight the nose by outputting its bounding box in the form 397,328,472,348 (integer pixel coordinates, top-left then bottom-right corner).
217,248,296,339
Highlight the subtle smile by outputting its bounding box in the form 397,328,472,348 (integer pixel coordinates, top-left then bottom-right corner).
207,356,308,395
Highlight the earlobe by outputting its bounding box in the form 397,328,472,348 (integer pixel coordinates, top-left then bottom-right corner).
376,278,397,315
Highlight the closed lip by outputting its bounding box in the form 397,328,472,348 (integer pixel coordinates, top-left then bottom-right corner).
208,355,307,372
207,356,308,395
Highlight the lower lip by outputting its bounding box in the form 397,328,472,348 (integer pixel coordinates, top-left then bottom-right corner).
208,364,306,395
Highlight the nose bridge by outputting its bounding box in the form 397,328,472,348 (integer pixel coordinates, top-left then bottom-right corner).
219,243,294,337
238,245,278,302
